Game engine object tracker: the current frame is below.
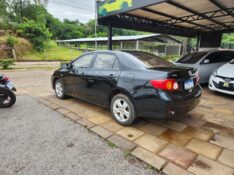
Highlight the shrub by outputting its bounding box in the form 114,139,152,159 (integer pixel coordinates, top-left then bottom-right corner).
0,59,15,69
18,20,52,52
7,35,18,48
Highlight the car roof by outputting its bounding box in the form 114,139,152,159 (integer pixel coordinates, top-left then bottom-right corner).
194,50,234,54
88,50,160,56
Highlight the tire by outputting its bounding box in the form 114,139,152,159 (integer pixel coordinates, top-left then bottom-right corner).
110,94,136,126
54,79,67,99
0,87,16,108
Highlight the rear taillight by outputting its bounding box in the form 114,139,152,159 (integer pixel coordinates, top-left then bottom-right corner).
150,79,179,91
1,76,9,82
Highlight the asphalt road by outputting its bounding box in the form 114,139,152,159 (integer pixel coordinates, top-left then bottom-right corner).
0,95,156,175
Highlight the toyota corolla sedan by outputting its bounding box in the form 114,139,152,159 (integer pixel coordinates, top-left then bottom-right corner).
51,51,202,126
209,59,234,95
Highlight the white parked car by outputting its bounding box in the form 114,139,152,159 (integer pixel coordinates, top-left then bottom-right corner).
209,59,234,95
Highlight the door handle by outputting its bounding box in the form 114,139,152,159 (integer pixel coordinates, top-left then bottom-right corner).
109,74,115,79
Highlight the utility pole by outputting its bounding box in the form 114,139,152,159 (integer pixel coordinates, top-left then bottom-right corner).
94,0,98,50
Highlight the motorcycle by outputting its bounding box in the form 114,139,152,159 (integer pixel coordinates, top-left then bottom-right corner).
0,74,16,108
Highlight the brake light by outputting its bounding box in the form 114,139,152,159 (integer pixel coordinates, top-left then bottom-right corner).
2,76,9,82
150,79,179,91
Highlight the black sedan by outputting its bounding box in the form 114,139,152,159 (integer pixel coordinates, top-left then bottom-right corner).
51,51,202,126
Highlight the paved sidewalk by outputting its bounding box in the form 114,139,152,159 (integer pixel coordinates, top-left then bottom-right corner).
3,69,234,175
0,95,155,175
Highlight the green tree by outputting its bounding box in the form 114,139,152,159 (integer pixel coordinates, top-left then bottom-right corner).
18,20,51,51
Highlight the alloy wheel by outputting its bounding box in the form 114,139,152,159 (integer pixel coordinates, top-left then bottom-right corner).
113,98,130,122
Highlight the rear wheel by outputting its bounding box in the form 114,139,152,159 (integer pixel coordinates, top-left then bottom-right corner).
110,94,136,126
55,79,67,99
0,87,16,108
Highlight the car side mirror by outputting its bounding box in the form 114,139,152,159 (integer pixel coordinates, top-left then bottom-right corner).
61,63,69,70
203,59,210,64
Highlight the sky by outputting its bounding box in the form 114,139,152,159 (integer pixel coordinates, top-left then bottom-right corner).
46,0,96,23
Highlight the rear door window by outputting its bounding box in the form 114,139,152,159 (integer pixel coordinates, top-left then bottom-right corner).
93,53,116,70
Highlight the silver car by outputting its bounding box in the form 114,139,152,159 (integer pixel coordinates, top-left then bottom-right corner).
176,50,234,83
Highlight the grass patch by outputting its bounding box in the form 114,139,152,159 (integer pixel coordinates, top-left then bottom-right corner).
123,150,131,158
20,46,82,61
107,140,117,148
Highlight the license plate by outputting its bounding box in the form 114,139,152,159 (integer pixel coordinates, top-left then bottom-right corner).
223,82,230,88
184,79,194,90
6,81,14,90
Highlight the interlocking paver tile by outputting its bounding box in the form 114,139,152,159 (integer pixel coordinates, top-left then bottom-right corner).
88,115,112,124
188,155,234,175
216,113,234,122
183,127,213,141
186,139,221,160
47,103,61,110
101,120,124,132
132,119,147,128
212,108,232,115
108,134,136,150
159,144,196,169
131,147,166,170
210,134,234,152
202,122,234,138
202,115,224,125
90,126,112,139
163,163,194,175
221,120,234,130
161,121,187,132
159,130,191,146
134,134,167,153
117,127,144,141
218,149,234,168
76,118,96,128
65,112,81,121
65,104,86,114
180,115,206,128
139,123,167,136
56,108,70,115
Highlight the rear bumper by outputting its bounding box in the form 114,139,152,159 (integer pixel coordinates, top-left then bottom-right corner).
134,87,202,118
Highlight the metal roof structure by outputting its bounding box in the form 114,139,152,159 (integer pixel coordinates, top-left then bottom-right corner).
57,34,182,44
97,0,234,37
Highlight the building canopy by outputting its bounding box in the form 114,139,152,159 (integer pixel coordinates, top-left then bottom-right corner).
97,0,234,37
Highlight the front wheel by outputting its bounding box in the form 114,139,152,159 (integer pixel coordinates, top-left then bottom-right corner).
0,87,16,108
110,94,136,126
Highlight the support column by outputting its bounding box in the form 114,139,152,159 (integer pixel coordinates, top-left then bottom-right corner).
107,22,112,50
120,41,123,50
136,40,139,50
196,34,200,52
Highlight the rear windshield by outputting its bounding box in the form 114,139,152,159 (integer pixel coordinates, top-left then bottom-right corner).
177,52,207,64
126,51,174,68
